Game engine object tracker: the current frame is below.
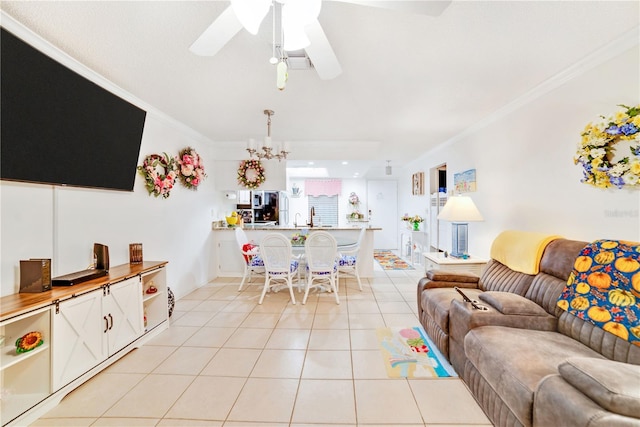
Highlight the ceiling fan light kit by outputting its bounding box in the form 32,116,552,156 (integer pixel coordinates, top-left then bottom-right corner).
190,1,451,88
229,0,271,35
276,61,288,90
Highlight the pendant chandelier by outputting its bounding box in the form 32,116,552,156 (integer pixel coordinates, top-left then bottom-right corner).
246,109,290,161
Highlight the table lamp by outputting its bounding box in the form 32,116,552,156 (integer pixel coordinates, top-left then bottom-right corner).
437,195,484,258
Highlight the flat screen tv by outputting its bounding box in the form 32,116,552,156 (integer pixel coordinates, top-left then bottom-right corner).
1,27,146,191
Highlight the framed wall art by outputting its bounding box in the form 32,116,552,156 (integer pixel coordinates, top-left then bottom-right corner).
454,169,477,193
412,172,424,195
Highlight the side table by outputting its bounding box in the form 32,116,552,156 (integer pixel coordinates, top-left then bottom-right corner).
423,252,488,276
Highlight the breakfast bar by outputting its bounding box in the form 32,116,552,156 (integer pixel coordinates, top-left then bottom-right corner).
211,225,381,278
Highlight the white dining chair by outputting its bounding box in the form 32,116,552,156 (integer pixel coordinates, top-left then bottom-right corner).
338,227,365,291
303,231,339,305
259,233,299,305
235,227,264,291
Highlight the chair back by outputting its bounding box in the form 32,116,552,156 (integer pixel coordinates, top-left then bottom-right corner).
354,227,366,252
305,231,338,273
260,233,294,274
235,227,249,250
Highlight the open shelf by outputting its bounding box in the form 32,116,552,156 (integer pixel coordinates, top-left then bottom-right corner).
1,342,50,372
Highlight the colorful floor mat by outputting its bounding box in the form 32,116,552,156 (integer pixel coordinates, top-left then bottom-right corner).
373,250,414,270
376,326,458,378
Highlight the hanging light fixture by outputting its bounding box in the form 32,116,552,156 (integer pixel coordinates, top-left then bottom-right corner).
246,110,290,161
230,0,271,35
385,160,392,175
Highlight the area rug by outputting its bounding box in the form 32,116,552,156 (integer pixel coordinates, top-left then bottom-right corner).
376,326,457,378
373,250,414,270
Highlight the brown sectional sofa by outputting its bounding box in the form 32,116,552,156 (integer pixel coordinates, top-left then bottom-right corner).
417,238,640,427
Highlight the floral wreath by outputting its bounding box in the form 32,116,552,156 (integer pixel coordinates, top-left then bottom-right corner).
177,147,206,190
137,153,178,198
574,104,640,189
237,159,265,189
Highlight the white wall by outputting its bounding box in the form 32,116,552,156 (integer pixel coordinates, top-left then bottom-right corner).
401,45,640,259
1,114,217,299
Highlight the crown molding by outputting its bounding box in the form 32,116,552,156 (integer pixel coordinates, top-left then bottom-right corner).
438,25,640,151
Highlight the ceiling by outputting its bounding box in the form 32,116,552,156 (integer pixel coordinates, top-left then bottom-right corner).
1,1,639,178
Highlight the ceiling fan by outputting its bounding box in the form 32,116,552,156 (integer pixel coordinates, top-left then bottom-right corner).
189,0,451,82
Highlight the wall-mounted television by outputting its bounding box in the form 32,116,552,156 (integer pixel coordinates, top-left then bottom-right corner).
1,27,146,191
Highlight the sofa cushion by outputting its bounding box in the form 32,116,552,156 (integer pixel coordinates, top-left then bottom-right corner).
478,292,548,316
465,326,605,426
480,259,535,295
422,288,483,334
538,238,587,281
426,269,479,283
559,357,640,418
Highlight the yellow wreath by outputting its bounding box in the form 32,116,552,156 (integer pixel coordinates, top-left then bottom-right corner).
574,104,640,189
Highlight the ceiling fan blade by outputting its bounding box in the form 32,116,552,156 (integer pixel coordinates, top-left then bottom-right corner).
332,0,452,17
304,19,342,80
189,5,243,56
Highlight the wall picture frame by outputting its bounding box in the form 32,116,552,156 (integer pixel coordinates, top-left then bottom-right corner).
454,168,477,193
412,172,424,195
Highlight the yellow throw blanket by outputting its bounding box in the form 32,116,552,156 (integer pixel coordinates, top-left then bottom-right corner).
490,230,562,275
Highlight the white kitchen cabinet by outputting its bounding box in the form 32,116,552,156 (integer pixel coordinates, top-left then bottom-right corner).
51,277,142,391
0,307,51,426
217,239,245,276
237,190,251,205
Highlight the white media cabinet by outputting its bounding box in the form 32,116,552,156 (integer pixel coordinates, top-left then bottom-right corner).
0,261,168,426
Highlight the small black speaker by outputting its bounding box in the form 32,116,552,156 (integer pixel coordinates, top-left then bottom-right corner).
20,259,51,293
94,243,110,271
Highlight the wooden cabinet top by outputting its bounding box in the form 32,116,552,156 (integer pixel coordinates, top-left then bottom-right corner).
1,261,167,322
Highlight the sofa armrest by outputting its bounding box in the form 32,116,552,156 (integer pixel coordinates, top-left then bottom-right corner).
418,277,480,295
558,357,640,418
426,269,479,283
534,374,640,427
449,297,558,344
478,291,549,316
418,270,480,293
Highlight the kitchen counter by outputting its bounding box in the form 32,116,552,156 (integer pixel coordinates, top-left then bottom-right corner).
211,225,380,278
212,224,382,231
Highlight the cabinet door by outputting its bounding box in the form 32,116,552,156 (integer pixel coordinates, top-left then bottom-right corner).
104,277,143,355
238,190,251,204
51,290,106,391
218,239,244,275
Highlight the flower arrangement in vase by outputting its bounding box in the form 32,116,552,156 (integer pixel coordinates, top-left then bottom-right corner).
402,214,425,231
291,233,306,246
349,192,360,207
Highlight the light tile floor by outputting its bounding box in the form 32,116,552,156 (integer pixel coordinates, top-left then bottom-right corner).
31,260,493,427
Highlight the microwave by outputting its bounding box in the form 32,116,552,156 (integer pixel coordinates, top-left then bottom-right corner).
252,191,263,208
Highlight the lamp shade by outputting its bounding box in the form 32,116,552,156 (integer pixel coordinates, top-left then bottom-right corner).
437,195,484,222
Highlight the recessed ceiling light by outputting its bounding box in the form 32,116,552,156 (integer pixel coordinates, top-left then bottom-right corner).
342,161,348,165
308,161,314,165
